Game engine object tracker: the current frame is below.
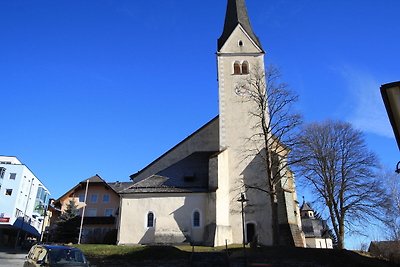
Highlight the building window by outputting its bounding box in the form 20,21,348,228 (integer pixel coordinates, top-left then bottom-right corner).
9,173,16,180
86,208,97,216
103,194,110,203
5,189,12,196
233,62,241,75
105,208,113,217
90,194,98,203
79,194,85,202
238,40,243,47
147,212,155,228
242,61,249,74
193,211,200,227
0,167,5,179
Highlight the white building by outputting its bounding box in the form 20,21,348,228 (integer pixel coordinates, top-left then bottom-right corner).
117,0,305,247
300,201,333,249
0,156,50,246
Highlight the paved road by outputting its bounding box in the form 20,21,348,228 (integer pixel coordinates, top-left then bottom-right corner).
0,249,27,267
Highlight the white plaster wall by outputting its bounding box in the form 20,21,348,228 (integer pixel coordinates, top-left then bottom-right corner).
118,193,208,245
214,149,233,246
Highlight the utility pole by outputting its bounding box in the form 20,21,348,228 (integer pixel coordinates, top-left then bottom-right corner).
78,179,89,244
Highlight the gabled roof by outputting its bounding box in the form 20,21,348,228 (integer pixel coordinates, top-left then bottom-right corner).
55,174,118,201
218,0,262,51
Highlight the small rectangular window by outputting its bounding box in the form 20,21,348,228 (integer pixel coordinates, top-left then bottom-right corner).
86,208,97,216
103,194,110,203
9,173,16,180
90,194,98,203
79,194,85,202
104,208,113,216
5,189,12,196
0,167,6,179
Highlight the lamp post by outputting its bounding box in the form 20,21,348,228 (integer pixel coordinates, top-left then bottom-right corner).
237,193,249,266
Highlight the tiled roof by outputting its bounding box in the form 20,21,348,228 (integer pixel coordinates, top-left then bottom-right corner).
120,175,210,194
108,181,135,193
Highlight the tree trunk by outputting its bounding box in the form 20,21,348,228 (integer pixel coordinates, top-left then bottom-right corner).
337,221,345,249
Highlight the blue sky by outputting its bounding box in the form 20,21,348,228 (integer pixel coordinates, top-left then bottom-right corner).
1,0,399,248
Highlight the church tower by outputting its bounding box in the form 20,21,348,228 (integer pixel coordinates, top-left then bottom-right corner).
214,0,272,246
213,0,304,247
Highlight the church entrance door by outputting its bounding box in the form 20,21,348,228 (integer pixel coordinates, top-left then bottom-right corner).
246,223,256,244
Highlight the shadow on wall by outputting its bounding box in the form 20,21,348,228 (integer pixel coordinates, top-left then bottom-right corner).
241,149,272,245
138,227,156,244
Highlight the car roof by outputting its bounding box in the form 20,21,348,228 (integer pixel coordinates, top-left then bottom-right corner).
34,244,82,250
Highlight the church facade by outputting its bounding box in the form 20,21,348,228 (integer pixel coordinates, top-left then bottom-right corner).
117,0,305,247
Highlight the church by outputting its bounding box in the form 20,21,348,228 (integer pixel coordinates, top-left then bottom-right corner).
117,0,305,247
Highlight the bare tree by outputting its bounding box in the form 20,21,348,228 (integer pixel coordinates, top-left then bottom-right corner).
292,121,386,249
235,64,302,245
382,169,400,241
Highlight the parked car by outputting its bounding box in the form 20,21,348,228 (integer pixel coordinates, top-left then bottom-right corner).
24,244,90,266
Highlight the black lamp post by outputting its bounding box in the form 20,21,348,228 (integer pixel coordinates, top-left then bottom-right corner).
380,81,400,173
237,193,249,266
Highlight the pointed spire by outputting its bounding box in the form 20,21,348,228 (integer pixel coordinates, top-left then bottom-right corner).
218,0,262,51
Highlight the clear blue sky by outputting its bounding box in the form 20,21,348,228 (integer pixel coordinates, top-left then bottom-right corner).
1,0,399,248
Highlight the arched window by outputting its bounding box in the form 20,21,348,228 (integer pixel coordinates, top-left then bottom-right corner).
147,212,154,228
193,211,200,227
233,62,241,75
242,61,249,74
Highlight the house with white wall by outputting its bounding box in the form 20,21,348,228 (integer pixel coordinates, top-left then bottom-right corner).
0,156,50,247
300,201,333,249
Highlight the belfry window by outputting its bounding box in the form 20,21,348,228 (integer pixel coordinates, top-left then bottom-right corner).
233,62,241,75
242,61,249,74
147,212,154,228
233,61,250,75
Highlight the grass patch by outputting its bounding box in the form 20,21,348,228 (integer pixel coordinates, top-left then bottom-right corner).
74,244,189,261
72,244,397,267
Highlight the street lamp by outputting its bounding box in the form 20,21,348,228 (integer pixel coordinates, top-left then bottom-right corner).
380,81,400,173
381,81,400,149
237,193,249,266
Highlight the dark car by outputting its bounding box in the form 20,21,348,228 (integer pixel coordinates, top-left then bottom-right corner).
24,244,90,267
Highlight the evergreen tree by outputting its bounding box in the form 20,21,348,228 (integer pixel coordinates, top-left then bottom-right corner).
54,199,80,243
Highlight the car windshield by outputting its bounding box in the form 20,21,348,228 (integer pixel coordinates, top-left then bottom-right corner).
48,248,87,265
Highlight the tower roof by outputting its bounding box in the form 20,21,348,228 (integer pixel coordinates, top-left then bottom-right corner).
218,0,262,51
301,200,313,212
